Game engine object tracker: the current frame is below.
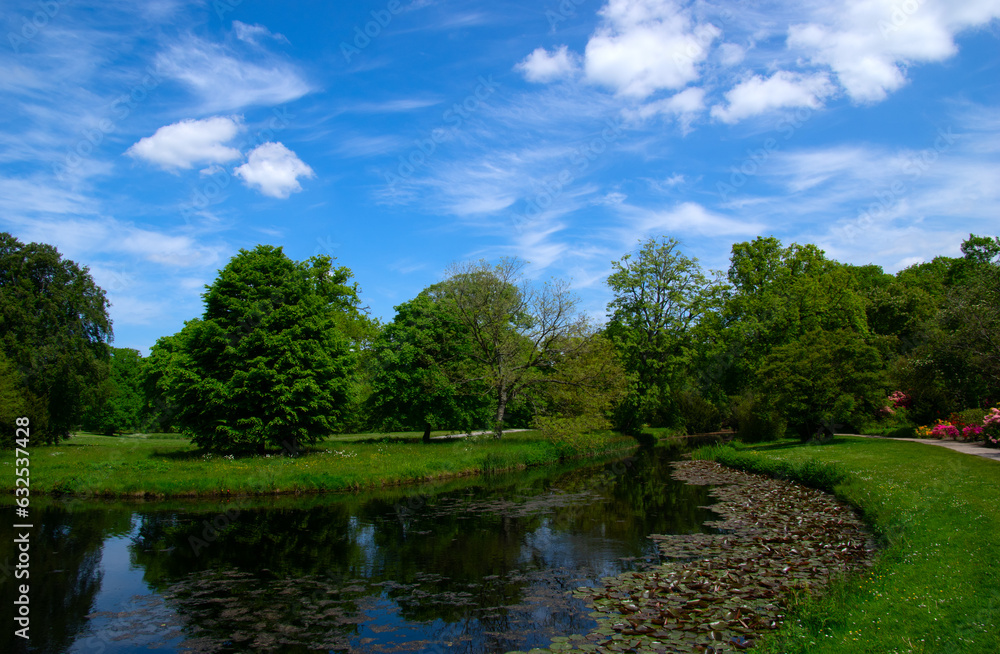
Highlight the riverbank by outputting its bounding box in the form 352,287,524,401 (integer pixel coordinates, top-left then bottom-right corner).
694,436,1000,654
0,430,639,499
549,459,875,653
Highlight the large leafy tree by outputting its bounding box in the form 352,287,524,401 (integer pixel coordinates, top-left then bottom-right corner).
720,237,869,391
366,283,493,441
0,232,112,443
604,237,721,431
443,258,596,438
758,329,887,440
81,347,146,435
531,333,628,439
148,245,362,453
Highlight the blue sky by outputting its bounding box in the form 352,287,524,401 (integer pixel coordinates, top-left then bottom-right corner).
2,0,999,354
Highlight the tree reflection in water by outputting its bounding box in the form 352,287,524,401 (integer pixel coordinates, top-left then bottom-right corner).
8,446,717,653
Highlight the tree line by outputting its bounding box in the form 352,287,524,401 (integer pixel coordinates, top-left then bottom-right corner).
2,230,997,451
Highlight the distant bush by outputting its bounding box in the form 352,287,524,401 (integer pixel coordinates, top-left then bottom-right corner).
729,392,785,443
674,390,723,434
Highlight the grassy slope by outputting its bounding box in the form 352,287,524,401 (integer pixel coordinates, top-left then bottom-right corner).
1,430,637,498
697,436,1000,654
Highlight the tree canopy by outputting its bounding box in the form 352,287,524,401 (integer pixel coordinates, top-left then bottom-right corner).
365,282,493,441
81,347,147,436
604,237,721,431
0,232,112,443
147,245,363,453
443,258,609,438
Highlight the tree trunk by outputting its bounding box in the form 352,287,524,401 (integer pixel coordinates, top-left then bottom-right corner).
422,422,432,443
493,387,507,439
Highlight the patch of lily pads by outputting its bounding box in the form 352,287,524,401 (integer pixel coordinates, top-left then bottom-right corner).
509,460,876,654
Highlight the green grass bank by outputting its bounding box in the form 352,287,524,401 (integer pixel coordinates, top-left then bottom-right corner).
694,436,1000,654
2,430,638,499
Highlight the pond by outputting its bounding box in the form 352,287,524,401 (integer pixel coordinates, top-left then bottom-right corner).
2,446,721,654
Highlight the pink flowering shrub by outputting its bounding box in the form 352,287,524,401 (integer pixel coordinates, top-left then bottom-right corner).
984,407,1000,429
930,422,960,440
962,424,983,441
983,408,1000,448
888,391,912,409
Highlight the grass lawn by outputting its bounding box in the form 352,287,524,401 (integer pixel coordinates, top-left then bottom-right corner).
696,436,1000,654
1,429,637,498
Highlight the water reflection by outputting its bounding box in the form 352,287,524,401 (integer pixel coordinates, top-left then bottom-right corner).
1,446,717,653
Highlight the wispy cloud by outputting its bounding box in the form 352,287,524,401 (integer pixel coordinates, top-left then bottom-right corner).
155,35,311,112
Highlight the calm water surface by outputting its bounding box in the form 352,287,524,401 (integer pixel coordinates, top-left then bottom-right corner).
2,446,718,653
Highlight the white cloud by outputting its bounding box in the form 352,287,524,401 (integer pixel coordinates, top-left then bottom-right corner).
234,142,315,198
516,46,578,83
233,21,289,45
718,42,746,66
583,0,721,98
787,0,1000,103
126,116,243,170
155,37,311,112
711,71,836,123
4,215,223,269
627,87,706,130
620,201,766,237
346,98,443,113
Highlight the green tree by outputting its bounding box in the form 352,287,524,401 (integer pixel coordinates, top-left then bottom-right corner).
0,349,29,448
81,347,146,435
148,245,362,453
758,329,887,440
444,258,593,438
531,333,628,440
366,284,493,441
886,234,1000,419
605,237,722,431
721,237,869,392
0,232,112,443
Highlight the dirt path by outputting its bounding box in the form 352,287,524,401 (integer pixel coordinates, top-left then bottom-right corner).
429,428,529,440
843,433,1000,462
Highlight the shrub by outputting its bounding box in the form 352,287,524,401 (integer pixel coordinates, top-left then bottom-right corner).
930,421,960,440
982,407,1000,448
888,390,913,408
962,424,983,441
729,391,785,443
674,389,723,435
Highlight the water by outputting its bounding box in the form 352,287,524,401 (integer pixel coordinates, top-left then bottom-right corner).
2,446,717,653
